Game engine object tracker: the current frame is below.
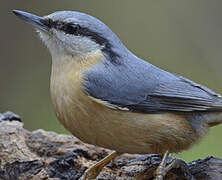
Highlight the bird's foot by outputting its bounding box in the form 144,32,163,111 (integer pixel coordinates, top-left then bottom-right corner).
81,151,117,180
154,150,171,180
154,151,195,180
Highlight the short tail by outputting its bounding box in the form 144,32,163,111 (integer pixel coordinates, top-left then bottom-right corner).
205,112,222,127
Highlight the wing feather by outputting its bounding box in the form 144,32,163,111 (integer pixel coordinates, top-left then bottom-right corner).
84,58,222,113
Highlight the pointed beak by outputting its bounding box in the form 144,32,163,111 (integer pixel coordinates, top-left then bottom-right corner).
13,10,49,31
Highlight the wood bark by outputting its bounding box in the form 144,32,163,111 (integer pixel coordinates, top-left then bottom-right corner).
0,112,221,180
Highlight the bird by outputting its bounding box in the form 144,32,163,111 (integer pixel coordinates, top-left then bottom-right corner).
13,9,222,180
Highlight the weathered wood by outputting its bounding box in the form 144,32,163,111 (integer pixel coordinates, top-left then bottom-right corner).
0,112,221,180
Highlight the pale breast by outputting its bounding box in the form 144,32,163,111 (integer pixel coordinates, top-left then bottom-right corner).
50,50,106,141
49,52,206,155
51,71,204,154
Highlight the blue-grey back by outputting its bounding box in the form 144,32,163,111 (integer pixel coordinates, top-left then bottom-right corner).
84,55,222,113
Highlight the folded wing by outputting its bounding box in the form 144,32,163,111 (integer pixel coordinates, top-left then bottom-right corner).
84,58,222,113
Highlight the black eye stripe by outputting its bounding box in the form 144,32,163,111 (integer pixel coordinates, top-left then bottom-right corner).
41,19,106,45
40,18,120,63
60,23,81,35
40,18,57,29
40,19,79,33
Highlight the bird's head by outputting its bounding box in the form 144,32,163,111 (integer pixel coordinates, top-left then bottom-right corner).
13,10,126,64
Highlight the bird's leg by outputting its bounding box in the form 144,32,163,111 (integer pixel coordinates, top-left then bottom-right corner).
81,151,117,180
154,150,170,180
154,150,194,180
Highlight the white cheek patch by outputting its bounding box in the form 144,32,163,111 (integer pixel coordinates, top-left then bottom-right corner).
36,28,104,67
37,29,53,49
37,30,66,57
36,16,108,64
49,29,102,56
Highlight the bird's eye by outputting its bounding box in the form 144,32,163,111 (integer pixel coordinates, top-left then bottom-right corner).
64,23,81,34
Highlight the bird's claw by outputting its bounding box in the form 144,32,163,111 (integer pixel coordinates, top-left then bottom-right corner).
81,151,117,180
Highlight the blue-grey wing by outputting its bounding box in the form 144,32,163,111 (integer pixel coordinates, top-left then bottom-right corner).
84,57,222,113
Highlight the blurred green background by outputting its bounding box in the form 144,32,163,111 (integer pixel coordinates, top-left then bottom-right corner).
1,1,222,162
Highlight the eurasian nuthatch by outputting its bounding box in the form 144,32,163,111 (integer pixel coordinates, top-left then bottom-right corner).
13,10,222,180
